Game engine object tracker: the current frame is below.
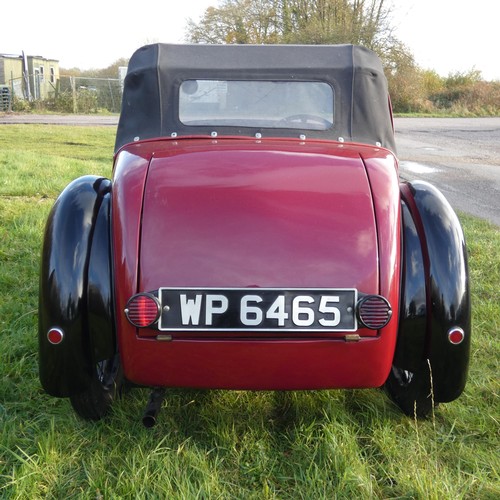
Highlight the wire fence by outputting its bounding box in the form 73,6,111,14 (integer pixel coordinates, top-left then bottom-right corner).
4,74,124,114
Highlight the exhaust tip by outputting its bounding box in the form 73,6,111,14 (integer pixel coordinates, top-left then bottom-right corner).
142,388,166,428
142,413,158,428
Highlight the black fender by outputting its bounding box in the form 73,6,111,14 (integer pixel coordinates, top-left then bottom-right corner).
394,181,471,403
393,199,427,373
39,176,115,397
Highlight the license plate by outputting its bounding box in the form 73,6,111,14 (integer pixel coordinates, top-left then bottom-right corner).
158,288,357,332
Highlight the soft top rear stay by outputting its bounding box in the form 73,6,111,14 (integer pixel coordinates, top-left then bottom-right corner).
115,43,396,153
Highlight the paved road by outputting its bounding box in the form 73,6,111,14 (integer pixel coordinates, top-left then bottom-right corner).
0,113,119,126
395,117,500,226
1,114,499,225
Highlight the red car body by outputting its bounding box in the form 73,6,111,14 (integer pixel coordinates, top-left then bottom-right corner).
39,44,470,424
112,138,401,389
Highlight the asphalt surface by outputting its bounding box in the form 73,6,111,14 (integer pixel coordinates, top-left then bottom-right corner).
1,114,499,225
395,117,500,226
0,113,119,126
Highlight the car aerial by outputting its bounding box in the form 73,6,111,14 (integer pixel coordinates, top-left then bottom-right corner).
38,43,471,426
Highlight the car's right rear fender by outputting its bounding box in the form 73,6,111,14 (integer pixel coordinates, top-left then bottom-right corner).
39,176,114,397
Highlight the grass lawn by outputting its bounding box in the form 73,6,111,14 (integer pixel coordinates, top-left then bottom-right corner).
0,125,499,498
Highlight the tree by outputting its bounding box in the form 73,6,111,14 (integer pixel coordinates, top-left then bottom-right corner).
186,0,281,44
383,41,427,113
279,0,396,52
186,0,397,53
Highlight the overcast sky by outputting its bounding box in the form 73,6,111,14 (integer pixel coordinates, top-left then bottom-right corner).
1,0,499,80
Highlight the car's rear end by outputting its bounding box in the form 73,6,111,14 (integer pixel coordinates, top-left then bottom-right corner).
112,136,401,391
42,43,471,425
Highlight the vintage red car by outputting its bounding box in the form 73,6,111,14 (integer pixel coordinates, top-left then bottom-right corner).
39,44,470,425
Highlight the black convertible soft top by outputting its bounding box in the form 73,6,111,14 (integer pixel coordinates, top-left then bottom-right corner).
115,43,396,153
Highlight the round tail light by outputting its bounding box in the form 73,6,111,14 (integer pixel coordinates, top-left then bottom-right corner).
448,327,465,345
357,295,392,330
125,293,161,328
47,327,64,345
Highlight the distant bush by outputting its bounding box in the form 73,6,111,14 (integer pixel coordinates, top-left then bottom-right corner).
431,72,500,116
10,96,32,113
46,91,74,113
388,67,500,116
11,90,99,114
10,78,121,114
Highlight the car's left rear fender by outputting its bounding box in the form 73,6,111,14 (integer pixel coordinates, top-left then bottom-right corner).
395,181,471,402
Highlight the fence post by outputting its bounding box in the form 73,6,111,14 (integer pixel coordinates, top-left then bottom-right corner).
10,71,14,112
108,79,115,112
70,76,77,113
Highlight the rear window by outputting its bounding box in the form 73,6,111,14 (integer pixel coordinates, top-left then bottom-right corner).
179,80,334,131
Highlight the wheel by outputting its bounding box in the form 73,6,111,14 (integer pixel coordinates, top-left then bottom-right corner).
384,361,436,418
70,354,123,421
280,114,332,129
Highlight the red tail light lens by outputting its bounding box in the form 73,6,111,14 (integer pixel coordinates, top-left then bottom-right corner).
47,327,64,345
357,295,392,330
125,293,161,328
448,327,465,345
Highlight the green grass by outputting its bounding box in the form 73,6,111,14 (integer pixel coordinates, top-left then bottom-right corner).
0,125,499,498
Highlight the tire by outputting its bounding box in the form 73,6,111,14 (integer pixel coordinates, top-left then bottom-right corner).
385,360,436,418
70,354,123,421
